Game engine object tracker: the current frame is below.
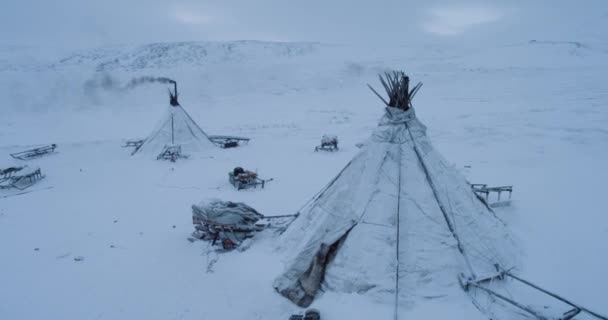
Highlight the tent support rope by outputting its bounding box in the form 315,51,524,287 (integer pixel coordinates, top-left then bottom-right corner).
404,122,476,277
404,120,608,320
394,143,403,320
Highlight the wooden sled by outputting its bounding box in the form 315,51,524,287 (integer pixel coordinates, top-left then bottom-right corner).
10,144,56,160
209,135,250,149
228,167,273,190
157,145,189,162
471,184,513,208
0,166,44,190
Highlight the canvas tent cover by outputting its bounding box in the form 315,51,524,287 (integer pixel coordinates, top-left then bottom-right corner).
134,105,215,157
273,107,519,309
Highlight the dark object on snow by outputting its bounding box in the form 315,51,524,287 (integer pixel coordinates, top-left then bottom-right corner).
315,135,338,152
471,184,513,208
228,167,273,190
368,71,422,111
460,264,608,320
169,81,179,107
209,135,250,148
157,145,188,162
10,144,57,160
0,166,44,190
289,309,321,320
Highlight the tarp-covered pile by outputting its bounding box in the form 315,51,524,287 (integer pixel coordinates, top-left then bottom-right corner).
192,199,264,249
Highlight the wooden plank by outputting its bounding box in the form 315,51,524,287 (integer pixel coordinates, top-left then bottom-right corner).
208,135,250,141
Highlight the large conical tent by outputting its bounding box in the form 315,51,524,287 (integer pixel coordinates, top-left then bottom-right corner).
274,72,521,317
274,73,608,320
133,83,216,157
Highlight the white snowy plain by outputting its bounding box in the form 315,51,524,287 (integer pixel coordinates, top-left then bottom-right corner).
1,39,608,319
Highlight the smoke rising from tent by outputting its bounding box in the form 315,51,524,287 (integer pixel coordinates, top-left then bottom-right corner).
84,74,176,93
124,76,176,90
83,74,178,103
83,73,119,95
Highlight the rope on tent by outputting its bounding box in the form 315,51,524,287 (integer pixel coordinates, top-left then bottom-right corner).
442,191,504,268
394,145,403,320
403,121,476,277
278,158,356,235
179,104,214,142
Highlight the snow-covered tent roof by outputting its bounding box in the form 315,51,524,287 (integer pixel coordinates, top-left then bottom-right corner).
273,73,519,316
133,88,215,157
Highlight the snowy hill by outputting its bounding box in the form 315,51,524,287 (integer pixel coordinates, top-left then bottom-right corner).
54,41,318,71
1,39,608,319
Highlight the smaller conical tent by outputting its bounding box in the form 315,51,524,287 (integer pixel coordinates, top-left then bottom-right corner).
133,84,216,157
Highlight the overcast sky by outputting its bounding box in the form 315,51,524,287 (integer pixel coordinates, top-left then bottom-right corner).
1,0,606,49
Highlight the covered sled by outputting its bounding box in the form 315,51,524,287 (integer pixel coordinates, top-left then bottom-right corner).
315,135,338,152
228,167,273,190
191,199,298,250
192,199,264,250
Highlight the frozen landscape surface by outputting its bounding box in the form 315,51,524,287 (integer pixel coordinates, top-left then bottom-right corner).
1,37,608,319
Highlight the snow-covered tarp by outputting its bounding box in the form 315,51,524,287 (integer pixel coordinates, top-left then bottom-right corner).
192,199,263,228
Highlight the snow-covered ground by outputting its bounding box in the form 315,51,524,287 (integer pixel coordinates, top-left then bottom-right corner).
1,39,608,319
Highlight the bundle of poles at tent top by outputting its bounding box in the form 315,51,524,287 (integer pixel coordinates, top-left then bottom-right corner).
368,71,423,111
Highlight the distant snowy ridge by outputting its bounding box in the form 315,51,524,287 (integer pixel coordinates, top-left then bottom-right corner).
1,41,319,72
2,39,608,113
